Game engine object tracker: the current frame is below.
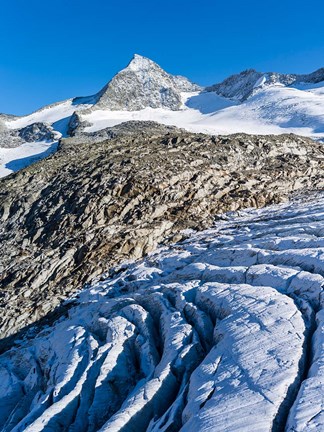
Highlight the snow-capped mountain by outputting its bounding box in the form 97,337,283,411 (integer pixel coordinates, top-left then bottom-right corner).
96,54,201,111
1,54,324,177
207,67,324,101
2,194,324,431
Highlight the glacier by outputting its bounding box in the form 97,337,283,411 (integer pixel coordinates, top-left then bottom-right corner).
1,193,324,431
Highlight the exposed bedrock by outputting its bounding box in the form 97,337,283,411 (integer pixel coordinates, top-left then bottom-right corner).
0,122,56,149
0,122,324,340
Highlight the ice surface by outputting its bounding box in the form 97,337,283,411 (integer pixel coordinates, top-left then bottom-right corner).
1,194,324,431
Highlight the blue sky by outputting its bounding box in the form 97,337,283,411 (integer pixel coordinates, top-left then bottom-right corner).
1,0,323,115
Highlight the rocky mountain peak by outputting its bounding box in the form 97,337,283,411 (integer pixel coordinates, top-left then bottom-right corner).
126,53,161,72
95,54,200,111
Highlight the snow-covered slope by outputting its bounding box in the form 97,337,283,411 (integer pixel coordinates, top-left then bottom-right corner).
192,83,324,137
0,98,95,177
80,83,324,138
206,67,324,101
75,61,324,140
1,55,324,178
1,193,324,431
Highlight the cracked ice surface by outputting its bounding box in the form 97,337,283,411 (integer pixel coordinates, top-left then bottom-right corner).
1,194,324,431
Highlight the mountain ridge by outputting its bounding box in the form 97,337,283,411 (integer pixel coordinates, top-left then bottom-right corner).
207,66,324,101
1,54,324,177
3,54,323,120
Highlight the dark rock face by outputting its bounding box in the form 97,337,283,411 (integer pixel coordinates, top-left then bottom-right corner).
68,119,182,141
0,122,55,148
18,122,56,142
0,122,324,342
206,69,264,101
299,67,324,84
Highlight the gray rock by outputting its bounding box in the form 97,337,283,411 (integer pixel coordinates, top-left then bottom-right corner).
67,119,183,141
299,67,324,84
206,69,264,101
0,122,55,149
95,54,201,111
18,122,56,142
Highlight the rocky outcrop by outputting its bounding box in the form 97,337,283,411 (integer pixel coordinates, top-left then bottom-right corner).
68,118,183,140
0,122,324,342
0,122,56,148
18,122,56,142
206,69,265,101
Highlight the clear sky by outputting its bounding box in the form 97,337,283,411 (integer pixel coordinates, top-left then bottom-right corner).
1,0,323,115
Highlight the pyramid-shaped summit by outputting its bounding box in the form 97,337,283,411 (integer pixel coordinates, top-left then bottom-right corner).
126,53,160,71
96,54,200,111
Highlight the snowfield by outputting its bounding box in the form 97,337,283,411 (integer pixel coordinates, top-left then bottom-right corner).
0,140,58,178
1,194,324,431
83,84,324,139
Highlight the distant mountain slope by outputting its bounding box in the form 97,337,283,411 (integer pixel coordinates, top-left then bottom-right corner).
207,67,324,101
1,55,324,177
